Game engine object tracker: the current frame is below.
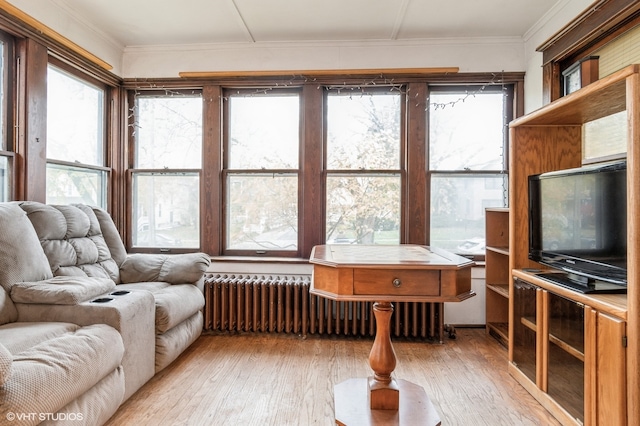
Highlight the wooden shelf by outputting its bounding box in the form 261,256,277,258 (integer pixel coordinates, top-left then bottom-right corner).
486,246,509,256
487,322,508,345
485,208,509,347
521,311,584,360
549,332,584,362
512,269,627,320
487,284,509,298
521,316,537,332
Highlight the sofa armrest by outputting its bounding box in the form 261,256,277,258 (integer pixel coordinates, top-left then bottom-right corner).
119,252,210,285
10,276,116,305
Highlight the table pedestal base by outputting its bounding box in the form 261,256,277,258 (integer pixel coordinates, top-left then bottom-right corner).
368,376,399,410
334,378,441,426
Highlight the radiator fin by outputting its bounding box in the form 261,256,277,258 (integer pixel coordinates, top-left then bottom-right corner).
204,274,443,340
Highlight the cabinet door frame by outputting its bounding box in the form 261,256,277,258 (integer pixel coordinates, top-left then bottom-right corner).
586,308,627,426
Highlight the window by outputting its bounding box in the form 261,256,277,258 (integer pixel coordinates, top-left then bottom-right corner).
326,90,402,245
429,87,510,256
0,156,8,202
224,91,300,254
131,93,202,250
124,74,519,257
0,32,13,202
46,64,107,207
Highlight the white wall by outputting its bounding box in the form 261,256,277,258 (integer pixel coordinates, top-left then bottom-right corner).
444,267,486,326
7,0,124,75
122,38,524,79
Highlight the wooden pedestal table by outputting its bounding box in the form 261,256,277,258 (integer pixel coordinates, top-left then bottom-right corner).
309,244,475,426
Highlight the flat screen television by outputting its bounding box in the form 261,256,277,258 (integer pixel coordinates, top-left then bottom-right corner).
528,160,627,293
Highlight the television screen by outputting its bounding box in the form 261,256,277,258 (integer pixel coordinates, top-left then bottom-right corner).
528,161,627,292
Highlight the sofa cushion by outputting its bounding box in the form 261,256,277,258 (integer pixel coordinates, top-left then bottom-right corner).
20,202,121,283
153,284,205,333
155,311,203,372
115,281,171,292
0,324,124,423
91,206,128,267
11,276,116,305
0,203,53,296
0,322,80,355
118,282,204,333
0,342,11,386
48,367,125,426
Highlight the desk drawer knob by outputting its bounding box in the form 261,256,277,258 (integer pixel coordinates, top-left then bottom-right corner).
392,278,402,288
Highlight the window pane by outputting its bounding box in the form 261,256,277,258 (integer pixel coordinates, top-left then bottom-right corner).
132,173,200,248
327,93,401,170
0,155,8,202
430,174,507,255
136,96,203,169
429,92,504,170
47,66,104,165
0,40,5,151
228,95,299,169
326,174,400,244
46,163,107,207
226,173,298,251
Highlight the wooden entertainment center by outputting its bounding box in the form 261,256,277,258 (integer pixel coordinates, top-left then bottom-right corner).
508,64,639,425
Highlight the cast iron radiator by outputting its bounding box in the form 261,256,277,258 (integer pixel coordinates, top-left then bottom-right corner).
204,273,445,340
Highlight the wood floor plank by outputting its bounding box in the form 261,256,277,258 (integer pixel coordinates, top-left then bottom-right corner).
105,328,561,425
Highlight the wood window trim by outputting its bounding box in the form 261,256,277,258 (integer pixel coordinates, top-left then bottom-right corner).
426,84,513,262
221,87,303,258
125,73,523,258
0,30,14,201
127,89,205,254
46,59,112,210
122,72,526,90
538,0,640,103
324,86,407,255
126,169,202,255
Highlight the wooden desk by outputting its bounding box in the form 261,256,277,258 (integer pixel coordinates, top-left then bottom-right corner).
309,244,475,426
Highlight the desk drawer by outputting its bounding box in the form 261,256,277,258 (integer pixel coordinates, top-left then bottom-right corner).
353,269,440,296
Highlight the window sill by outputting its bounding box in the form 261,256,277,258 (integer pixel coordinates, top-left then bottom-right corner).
209,255,309,264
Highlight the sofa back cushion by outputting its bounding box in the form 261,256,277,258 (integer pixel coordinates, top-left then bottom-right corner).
0,203,53,324
91,206,128,266
19,202,121,283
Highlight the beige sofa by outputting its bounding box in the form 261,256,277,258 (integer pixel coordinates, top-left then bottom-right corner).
0,202,126,425
16,202,210,374
0,202,210,425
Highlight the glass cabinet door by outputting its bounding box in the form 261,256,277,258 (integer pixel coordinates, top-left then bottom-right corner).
512,278,537,383
547,292,584,423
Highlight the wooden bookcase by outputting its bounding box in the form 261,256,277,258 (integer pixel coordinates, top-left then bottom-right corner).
508,64,639,425
485,208,509,346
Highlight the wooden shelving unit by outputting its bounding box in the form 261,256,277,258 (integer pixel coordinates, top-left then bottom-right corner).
507,64,639,426
485,208,509,346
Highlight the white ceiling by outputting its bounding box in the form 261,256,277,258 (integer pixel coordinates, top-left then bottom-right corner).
51,0,561,48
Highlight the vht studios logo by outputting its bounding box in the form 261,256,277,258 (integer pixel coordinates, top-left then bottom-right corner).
6,412,84,422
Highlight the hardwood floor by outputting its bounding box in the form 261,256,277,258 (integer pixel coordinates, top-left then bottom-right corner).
105,328,561,425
